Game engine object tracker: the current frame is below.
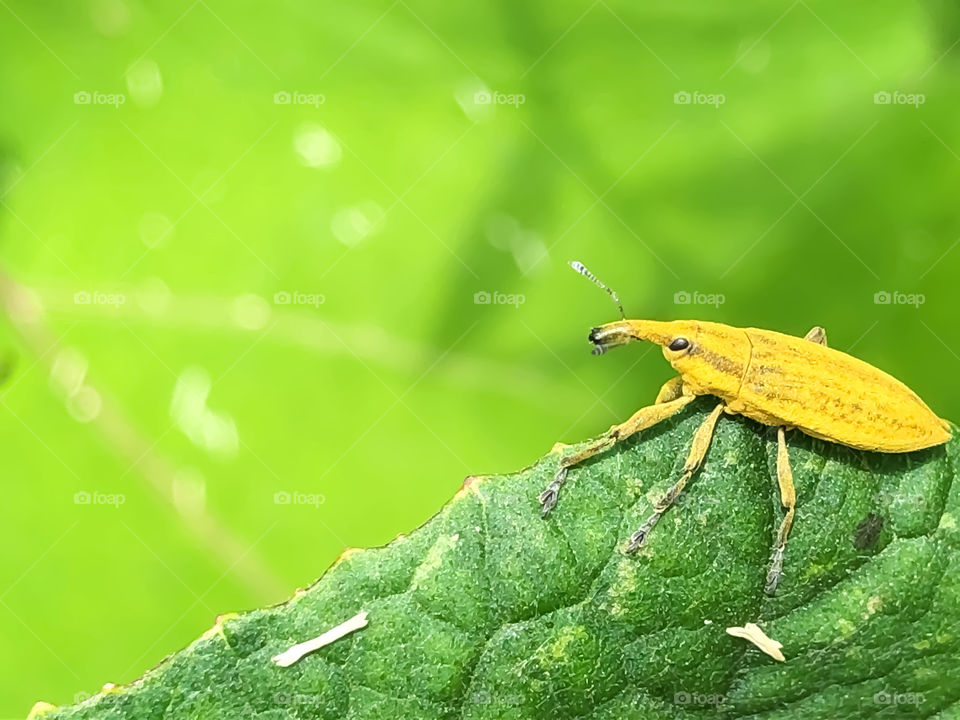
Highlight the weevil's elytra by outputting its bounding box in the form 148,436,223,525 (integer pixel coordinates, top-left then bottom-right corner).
737,327,950,452
542,262,952,596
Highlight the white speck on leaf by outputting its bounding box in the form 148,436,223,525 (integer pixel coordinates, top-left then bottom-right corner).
272,611,368,667
726,622,785,662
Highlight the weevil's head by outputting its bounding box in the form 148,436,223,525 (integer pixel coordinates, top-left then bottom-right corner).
588,319,750,396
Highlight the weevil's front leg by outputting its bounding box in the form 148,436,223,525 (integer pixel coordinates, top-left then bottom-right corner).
539,393,696,516
626,401,725,551
765,426,797,595
803,326,827,346
655,376,685,404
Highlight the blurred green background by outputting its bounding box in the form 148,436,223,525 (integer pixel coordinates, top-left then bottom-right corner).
2,0,960,715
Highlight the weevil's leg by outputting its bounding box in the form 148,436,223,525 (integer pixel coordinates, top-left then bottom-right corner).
540,394,696,516
626,401,726,551
765,426,797,595
655,376,685,404
803,326,828,346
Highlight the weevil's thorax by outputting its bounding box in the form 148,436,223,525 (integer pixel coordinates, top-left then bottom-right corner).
664,321,752,401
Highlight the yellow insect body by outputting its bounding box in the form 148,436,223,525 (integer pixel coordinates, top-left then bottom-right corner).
544,312,952,596
600,319,951,452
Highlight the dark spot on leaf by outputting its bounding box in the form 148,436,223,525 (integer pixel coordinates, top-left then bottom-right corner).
853,512,884,550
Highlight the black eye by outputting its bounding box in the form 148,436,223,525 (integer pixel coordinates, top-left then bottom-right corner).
668,337,690,352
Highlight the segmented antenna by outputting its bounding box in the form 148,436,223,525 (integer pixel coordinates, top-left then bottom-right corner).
568,260,625,319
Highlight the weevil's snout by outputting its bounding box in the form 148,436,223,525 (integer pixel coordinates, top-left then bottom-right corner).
588,324,632,355
587,320,681,356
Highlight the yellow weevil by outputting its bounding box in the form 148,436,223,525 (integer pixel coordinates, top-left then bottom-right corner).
540,261,952,595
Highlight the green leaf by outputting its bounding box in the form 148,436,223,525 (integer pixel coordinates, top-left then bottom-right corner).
31,399,960,719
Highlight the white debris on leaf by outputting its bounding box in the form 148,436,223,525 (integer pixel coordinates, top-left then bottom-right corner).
725,622,785,662
271,611,368,667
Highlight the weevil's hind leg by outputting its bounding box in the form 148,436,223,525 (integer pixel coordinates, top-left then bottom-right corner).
765,426,797,595
626,401,725,551
803,326,828,346
539,394,696,516
655,376,685,404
